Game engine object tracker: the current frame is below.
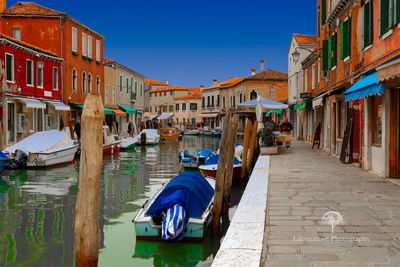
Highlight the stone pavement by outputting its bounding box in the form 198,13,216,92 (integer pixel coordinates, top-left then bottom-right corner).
260,141,400,267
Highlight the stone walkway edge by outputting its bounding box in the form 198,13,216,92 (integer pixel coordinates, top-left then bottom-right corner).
212,156,270,267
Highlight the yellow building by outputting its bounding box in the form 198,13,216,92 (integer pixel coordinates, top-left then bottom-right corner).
174,92,202,127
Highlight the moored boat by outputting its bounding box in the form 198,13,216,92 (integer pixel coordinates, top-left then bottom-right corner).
184,129,200,135
133,172,215,242
0,150,10,172
119,137,137,150
179,148,215,169
135,129,160,145
158,127,180,142
199,154,242,180
4,131,78,168
103,126,120,154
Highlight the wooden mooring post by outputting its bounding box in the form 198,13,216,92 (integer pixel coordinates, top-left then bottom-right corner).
223,114,239,214
247,121,258,172
212,110,231,234
74,95,104,267
240,119,251,181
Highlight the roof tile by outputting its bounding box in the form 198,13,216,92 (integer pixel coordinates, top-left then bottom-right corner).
2,2,65,16
293,34,318,45
144,79,170,86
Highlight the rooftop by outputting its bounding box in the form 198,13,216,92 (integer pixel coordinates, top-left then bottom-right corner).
204,77,244,91
293,34,318,45
144,79,170,86
175,93,202,100
149,85,200,94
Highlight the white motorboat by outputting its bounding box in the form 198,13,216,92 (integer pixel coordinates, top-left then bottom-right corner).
133,172,215,242
5,131,78,168
119,137,137,150
135,129,160,145
184,129,200,135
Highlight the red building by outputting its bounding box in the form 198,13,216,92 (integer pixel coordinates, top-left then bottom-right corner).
0,1,105,125
0,33,65,146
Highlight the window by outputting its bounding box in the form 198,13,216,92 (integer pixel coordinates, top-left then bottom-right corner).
191,118,196,126
112,87,116,104
230,96,232,107
329,32,337,69
170,105,173,112
96,40,100,61
222,96,226,109
72,28,77,52
190,103,197,110
105,85,109,104
233,96,236,107
53,67,58,90
217,95,220,107
155,106,158,112
82,33,87,56
26,60,33,86
182,103,186,111
88,73,92,93
164,106,167,112
37,61,43,88
176,103,179,111
240,92,242,103
120,75,123,91
202,97,205,107
312,64,315,89
321,0,326,25
340,16,351,59
176,118,179,125
6,53,14,82
140,83,143,97
135,81,137,94
243,95,246,102
250,90,257,100
126,78,129,94
380,0,396,36
318,58,321,83
207,96,210,107
72,68,77,91
372,95,383,145
96,75,100,94
87,36,92,58
363,2,373,47
305,69,308,92
130,77,133,91
322,39,329,76
150,107,152,112
211,95,214,107
13,28,21,40
82,72,86,93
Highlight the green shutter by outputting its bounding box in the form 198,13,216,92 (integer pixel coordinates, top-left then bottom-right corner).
397,0,400,23
322,40,328,76
140,83,143,97
333,33,337,67
321,0,326,25
328,35,332,68
27,61,32,84
381,0,389,35
364,3,370,48
120,76,122,91
126,78,129,93
340,22,344,60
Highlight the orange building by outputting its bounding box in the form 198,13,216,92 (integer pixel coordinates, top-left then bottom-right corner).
0,2,104,124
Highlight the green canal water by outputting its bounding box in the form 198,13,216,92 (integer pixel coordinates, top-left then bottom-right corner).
0,135,244,267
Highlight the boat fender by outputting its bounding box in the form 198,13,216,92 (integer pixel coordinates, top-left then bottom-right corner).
140,132,147,145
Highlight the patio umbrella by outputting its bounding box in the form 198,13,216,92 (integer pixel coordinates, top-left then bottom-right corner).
255,96,264,130
238,98,288,109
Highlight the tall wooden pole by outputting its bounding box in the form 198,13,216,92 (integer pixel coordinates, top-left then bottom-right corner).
74,95,104,267
240,119,251,181
67,112,74,138
247,121,259,172
212,110,231,234
223,115,239,214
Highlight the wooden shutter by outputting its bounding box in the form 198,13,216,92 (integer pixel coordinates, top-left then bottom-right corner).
322,40,328,76
397,0,400,23
328,35,332,68
321,0,326,24
333,32,337,66
346,16,351,58
381,0,389,35
340,22,345,60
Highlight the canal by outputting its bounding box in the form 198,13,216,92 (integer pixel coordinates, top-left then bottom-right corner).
0,135,244,266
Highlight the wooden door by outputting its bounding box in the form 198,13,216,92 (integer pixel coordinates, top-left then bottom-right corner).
389,90,400,178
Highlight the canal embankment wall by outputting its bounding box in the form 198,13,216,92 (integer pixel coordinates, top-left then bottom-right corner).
211,155,270,267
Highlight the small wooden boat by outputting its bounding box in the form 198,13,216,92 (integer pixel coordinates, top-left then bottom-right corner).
212,131,222,138
179,149,215,168
0,150,9,172
158,127,180,142
199,154,242,180
120,137,137,150
135,129,160,145
4,131,78,168
133,172,215,242
103,126,120,155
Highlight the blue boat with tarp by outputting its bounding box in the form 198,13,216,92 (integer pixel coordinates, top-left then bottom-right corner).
0,150,9,172
179,148,215,169
133,172,215,242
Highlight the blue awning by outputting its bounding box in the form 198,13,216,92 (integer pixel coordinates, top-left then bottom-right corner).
344,72,384,101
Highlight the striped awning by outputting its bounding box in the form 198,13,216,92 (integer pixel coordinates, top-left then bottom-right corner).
16,98,46,109
111,108,126,116
47,101,70,111
119,105,136,114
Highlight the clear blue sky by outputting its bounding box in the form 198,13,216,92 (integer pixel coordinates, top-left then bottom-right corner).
7,0,316,87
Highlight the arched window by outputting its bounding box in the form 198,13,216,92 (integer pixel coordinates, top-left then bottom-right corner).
88,73,92,93
82,72,86,93
250,89,257,100
72,68,77,92
96,75,100,94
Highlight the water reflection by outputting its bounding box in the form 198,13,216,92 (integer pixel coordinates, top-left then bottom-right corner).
0,135,235,266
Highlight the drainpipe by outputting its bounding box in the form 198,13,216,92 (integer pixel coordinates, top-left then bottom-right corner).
60,17,64,103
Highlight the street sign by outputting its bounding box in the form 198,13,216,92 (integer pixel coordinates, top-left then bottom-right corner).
300,93,312,99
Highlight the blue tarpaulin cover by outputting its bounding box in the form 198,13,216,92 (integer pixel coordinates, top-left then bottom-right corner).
0,150,9,172
147,172,214,218
204,154,241,166
344,72,384,101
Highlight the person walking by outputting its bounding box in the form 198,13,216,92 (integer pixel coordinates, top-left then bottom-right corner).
74,119,81,141
59,116,65,131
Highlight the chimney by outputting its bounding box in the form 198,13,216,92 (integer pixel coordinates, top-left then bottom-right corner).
260,59,265,72
213,79,218,85
0,0,6,13
200,85,205,91
164,80,169,85
251,68,256,76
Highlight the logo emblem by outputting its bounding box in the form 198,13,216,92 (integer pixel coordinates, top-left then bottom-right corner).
322,211,344,234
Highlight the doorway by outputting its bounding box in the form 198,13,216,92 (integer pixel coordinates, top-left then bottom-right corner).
389,89,400,178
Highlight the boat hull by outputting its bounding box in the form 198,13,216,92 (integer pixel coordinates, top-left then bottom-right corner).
26,145,79,167
0,159,9,172
103,143,120,155
200,165,242,181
